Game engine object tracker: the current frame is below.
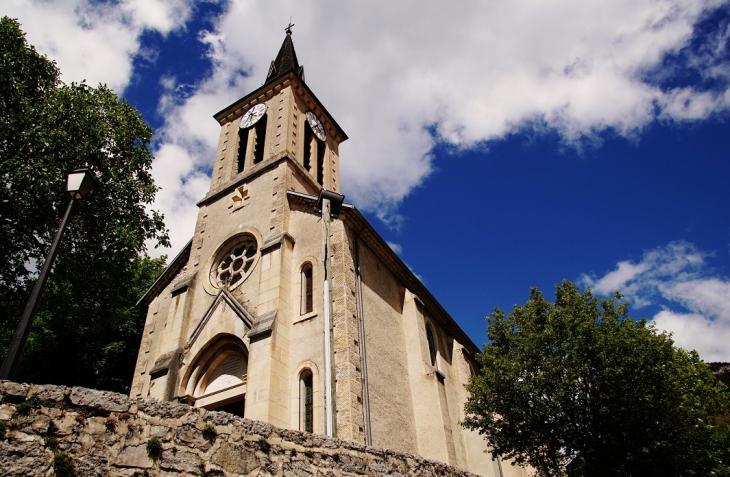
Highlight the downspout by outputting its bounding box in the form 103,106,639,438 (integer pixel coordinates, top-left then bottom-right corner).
354,233,372,446
321,198,336,437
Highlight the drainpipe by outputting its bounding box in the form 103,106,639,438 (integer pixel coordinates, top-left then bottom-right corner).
321,196,336,437
354,234,372,445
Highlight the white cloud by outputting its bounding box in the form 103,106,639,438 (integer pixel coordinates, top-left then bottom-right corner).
6,0,193,91
582,242,730,361
149,0,730,255
8,0,730,260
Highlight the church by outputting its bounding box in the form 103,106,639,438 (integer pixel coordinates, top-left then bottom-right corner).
131,28,527,477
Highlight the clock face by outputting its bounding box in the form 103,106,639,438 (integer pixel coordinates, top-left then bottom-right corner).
240,103,267,129
306,111,326,141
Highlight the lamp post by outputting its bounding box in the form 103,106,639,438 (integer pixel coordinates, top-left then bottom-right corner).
0,168,96,380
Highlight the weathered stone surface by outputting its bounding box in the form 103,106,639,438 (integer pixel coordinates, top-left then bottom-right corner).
161,448,201,473
0,438,49,476
30,414,50,434
0,381,480,477
136,398,188,419
243,417,273,436
52,411,82,435
70,387,130,413
205,409,241,427
0,404,15,420
0,381,28,402
114,445,154,468
340,454,367,473
28,383,67,402
174,425,210,450
213,441,261,474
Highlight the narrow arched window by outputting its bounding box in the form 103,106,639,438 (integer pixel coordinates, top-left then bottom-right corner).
301,264,313,314
303,124,313,172
300,369,314,433
316,138,325,185
253,113,267,164
237,127,249,173
426,324,437,367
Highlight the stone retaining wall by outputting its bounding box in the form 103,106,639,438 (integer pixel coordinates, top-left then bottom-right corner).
0,381,477,476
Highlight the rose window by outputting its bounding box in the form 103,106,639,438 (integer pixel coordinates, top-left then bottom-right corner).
211,236,258,289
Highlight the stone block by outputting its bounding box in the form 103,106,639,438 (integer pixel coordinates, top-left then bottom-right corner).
70,387,130,413
114,444,153,468
0,381,29,402
136,398,189,419
212,441,261,474
28,384,67,403
161,448,201,473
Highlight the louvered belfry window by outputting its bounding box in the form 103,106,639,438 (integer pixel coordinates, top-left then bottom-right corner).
237,127,249,173
253,114,267,164
316,138,325,185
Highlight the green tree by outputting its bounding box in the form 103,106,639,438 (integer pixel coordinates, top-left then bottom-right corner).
0,17,169,392
463,280,730,477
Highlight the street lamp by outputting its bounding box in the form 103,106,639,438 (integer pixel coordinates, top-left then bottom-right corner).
0,168,96,380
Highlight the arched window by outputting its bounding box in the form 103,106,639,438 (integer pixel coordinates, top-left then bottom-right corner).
303,122,325,184
303,124,313,172
301,263,313,314
316,138,325,186
299,369,314,433
426,324,437,367
253,113,267,164
182,336,248,417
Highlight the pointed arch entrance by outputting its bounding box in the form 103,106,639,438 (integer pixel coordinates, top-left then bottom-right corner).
181,334,248,416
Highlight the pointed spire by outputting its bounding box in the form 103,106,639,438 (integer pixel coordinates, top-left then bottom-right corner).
265,24,305,85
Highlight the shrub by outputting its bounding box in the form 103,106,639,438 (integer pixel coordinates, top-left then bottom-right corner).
44,436,59,449
202,422,217,441
257,436,271,454
104,416,117,432
146,436,163,458
53,451,74,476
15,395,42,414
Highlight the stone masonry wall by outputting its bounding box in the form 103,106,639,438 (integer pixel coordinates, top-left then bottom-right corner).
0,381,478,477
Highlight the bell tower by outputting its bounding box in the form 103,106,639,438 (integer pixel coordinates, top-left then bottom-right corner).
207,27,347,199
131,26,357,436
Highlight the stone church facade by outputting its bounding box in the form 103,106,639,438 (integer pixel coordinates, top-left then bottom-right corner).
131,29,526,477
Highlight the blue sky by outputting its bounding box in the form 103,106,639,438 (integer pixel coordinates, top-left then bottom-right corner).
7,0,730,360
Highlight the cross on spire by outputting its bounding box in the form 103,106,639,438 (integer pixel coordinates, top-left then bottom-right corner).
265,22,304,85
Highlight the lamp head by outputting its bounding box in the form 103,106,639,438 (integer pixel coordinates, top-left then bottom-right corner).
66,168,96,200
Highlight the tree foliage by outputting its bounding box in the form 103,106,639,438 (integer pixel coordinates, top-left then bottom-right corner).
0,17,169,392
463,280,730,477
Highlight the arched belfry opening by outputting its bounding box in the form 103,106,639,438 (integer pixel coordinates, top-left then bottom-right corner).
181,335,248,417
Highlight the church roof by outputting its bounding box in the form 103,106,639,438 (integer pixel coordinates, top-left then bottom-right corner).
286,191,481,357
264,29,305,85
